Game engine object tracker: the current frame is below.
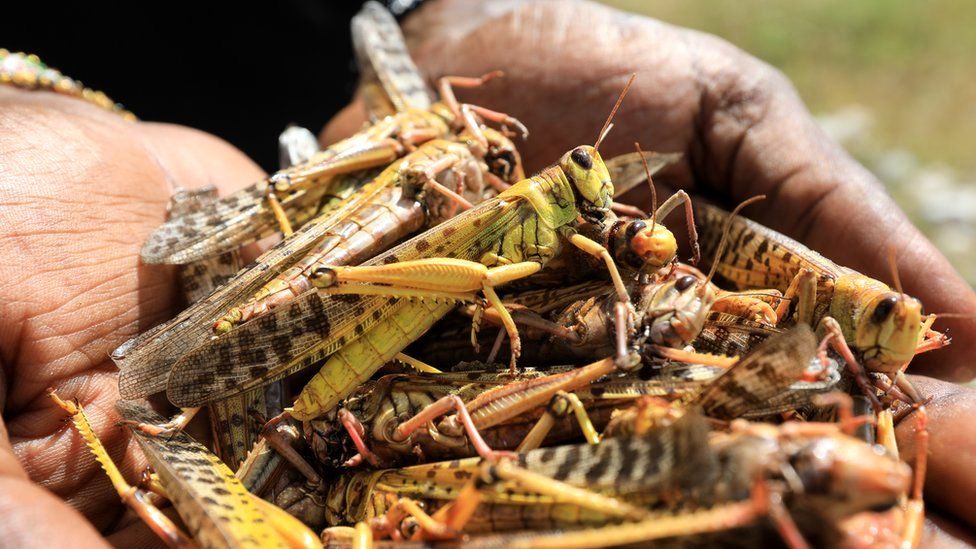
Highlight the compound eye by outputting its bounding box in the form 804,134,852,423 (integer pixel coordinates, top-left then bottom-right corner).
871,295,899,324
675,275,697,292
570,147,593,169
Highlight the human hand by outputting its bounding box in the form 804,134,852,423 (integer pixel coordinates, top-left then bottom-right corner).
0,86,262,546
322,0,976,543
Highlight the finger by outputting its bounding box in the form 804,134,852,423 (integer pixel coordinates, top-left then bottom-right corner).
0,411,111,547
137,122,265,196
895,375,976,530
401,0,976,380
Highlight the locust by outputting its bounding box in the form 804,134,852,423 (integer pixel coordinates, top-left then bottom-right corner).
320,407,910,547
695,200,949,404
48,392,322,549
139,1,527,266
271,358,715,472
420,196,775,367
317,328,907,547
113,1,526,404
163,75,701,433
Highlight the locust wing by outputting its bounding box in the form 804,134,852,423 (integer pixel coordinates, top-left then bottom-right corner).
693,312,782,357
607,151,682,198
694,200,848,292
166,193,528,407
352,1,433,118
141,125,401,265
691,324,816,419
116,169,379,399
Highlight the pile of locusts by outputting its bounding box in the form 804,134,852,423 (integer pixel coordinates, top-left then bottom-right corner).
47,4,951,548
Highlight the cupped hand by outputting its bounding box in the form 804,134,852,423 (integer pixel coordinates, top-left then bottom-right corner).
0,86,262,546
2,0,975,546
322,0,976,542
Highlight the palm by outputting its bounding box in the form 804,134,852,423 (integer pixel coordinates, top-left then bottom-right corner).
0,87,262,544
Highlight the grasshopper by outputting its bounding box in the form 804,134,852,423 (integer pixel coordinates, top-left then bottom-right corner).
321,406,910,547
694,201,949,404
48,392,321,549
139,2,526,266
420,196,774,367
163,75,698,427
323,329,903,547
114,2,526,402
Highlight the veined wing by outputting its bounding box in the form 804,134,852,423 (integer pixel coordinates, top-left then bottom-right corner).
167,193,530,406
607,151,682,199
141,121,400,265
502,280,612,316
690,324,816,419
692,311,782,357
117,169,380,399
168,186,244,304
694,200,848,292
116,401,295,549
352,1,433,118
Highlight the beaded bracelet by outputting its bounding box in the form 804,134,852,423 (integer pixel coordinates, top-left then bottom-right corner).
0,49,135,120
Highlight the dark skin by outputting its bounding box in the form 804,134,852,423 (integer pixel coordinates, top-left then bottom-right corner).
0,0,974,546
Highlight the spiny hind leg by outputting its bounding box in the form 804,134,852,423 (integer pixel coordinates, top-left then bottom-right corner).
48,391,193,549
426,459,649,541
122,407,200,438
517,391,601,452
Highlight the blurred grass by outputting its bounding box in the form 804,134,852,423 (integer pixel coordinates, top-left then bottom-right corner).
603,0,976,174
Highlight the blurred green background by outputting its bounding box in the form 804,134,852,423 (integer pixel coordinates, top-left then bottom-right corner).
604,0,976,285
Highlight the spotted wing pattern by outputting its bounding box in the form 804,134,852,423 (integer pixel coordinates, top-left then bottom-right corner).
691,324,816,419
352,1,433,117
694,200,847,294
166,194,528,406
606,151,683,199
116,170,378,398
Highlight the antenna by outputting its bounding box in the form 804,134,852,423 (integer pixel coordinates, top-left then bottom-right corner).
594,73,636,151
887,245,904,295
634,142,658,235
702,195,766,293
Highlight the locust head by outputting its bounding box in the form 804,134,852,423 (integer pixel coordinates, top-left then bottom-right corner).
605,218,678,272
639,274,715,347
787,434,911,519
560,145,614,220
858,292,922,372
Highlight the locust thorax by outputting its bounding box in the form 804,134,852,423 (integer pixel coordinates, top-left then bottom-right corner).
639,274,716,347
558,145,614,220
786,435,910,519
831,274,922,373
